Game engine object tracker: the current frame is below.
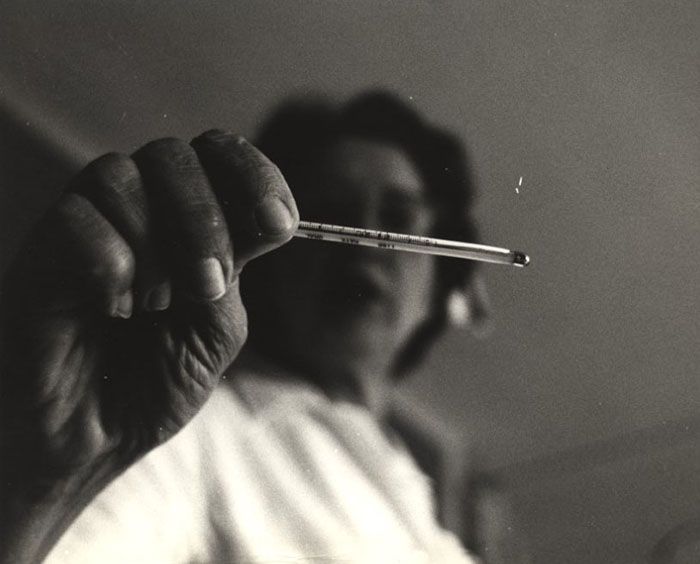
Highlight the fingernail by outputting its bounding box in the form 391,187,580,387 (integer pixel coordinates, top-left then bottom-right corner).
192,258,226,301
145,282,171,311
113,291,133,319
255,197,294,235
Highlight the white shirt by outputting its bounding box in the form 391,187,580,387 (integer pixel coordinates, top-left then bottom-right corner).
47,361,476,563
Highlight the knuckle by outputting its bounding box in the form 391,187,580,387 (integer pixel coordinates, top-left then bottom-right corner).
91,152,137,176
179,203,228,250
231,134,247,147
88,152,141,193
196,129,237,145
259,159,282,179
254,161,287,201
93,244,135,284
227,137,267,170
190,203,226,232
138,137,194,164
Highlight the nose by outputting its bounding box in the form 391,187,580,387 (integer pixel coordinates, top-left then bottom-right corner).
324,193,381,231
306,198,387,268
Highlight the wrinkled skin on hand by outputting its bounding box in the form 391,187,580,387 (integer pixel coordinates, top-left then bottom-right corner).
0,131,299,491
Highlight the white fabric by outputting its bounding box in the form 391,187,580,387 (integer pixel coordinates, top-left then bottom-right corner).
46,364,476,563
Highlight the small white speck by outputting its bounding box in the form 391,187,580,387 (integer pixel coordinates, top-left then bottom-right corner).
163,113,168,118
516,176,523,194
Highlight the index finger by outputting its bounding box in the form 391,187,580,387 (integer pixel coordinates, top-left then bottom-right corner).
133,138,233,302
191,131,299,272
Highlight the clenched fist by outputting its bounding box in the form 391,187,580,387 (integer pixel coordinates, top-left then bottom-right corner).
0,131,299,563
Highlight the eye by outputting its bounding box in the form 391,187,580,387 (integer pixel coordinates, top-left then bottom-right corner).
380,194,432,233
293,181,344,221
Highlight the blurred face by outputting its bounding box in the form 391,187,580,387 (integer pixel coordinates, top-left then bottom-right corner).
246,137,437,383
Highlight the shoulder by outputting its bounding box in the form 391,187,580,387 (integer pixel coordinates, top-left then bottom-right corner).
386,392,473,540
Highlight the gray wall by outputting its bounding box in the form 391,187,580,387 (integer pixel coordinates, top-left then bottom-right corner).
2,2,699,562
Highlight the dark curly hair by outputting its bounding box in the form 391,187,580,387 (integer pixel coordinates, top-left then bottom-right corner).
249,90,479,376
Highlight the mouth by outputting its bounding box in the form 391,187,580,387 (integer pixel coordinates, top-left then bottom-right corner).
325,265,392,311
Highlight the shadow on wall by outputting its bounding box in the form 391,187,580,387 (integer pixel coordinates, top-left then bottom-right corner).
0,104,81,274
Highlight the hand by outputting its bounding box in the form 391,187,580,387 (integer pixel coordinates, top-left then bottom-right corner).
0,131,298,560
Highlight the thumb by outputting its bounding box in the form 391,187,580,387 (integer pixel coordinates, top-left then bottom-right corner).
190,130,299,274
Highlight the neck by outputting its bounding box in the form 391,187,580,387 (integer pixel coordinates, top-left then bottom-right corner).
245,338,394,417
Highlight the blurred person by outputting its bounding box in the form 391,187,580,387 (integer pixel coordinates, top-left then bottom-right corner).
462,474,532,564
0,91,495,563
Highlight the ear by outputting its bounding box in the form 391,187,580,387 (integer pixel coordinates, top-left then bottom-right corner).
446,270,492,337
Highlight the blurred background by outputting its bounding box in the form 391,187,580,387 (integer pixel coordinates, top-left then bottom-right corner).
1,1,698,562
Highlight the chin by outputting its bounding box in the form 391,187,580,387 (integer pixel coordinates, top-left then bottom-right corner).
318,321,394,371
